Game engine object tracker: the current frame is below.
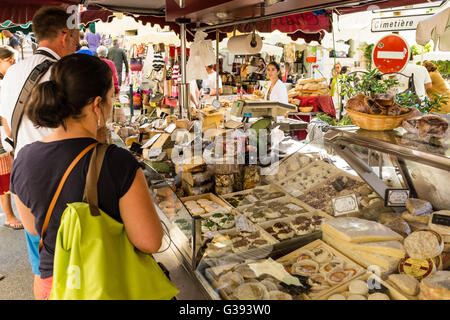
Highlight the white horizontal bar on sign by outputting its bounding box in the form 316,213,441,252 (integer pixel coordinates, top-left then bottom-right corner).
377,51,407,59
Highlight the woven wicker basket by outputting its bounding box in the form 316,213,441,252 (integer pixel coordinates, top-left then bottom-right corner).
346,108,413,131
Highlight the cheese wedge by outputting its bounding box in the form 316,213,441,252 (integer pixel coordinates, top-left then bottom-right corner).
327,239,405,259
322,217,403,243
322,233,400,272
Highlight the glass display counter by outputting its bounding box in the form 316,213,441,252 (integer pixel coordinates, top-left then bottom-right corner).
140,124,449,300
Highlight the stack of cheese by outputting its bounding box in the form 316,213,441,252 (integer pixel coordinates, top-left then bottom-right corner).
287,77,330,105
322,217,405,274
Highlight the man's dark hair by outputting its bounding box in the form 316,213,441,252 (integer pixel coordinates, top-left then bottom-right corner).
32,7,71,42
206,65,214,69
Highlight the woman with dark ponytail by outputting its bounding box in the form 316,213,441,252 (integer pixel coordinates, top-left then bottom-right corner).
11,54,165,299
264,61,289,104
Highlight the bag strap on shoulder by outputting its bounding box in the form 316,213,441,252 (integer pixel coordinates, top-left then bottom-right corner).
82,144,109,216
11,58,55,148
39,142,98,252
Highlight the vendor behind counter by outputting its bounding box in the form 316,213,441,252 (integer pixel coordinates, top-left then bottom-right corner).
263,61,288,105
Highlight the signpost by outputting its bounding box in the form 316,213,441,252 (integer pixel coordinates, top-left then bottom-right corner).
371,14,432,32
372,34,410,74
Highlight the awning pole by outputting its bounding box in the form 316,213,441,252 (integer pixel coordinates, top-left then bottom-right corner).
332,11,341,121
216,29,220,100
179,21,190,120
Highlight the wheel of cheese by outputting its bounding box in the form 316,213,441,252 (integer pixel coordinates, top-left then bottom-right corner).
419,271,450,300
347,294,367,300
404,230,444,259
295,250,315,262
327,268,349,285
398,257,436,280
291,260,319,276
349,279,369,296
235,283,269,300
368,293,390,300
190,207,205,215
328,294,346,300
387,274,419,296
184,201,198,207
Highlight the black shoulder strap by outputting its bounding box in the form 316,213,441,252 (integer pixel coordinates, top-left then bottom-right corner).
10,52,56,149
34,49,58,61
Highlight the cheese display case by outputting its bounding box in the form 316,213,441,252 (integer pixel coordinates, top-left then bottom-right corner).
139,118,450,300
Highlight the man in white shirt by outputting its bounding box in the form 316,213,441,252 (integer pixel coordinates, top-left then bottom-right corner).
402,55,432,101
1,8,79,155
0,6,78,299
202,65,222,96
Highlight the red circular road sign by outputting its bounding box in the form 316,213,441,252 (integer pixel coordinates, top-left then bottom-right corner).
372,34,410,74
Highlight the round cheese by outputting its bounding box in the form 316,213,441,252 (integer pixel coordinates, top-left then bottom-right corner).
404,230,444,259
368,293,390,300
398,257,436,280
349,279,369,296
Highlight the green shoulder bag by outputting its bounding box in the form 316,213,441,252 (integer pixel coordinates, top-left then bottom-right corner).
44,143,178,300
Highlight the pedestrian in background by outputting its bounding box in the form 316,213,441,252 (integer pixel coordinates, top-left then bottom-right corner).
107,39,129,88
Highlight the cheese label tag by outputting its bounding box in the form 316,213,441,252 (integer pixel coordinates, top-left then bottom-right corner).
147,148,162,158
235,215,254,232
204,231,219,239
286,203,303,211
385,189,410,207
245,195,259,203
432,214,450,227
332,193,359,216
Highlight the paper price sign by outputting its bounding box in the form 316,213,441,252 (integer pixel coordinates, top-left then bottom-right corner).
235,215,254,232
332,194,359,216
385,189,410,207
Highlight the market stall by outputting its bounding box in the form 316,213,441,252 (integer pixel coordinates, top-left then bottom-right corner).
4,0,447,301
90,0,450,301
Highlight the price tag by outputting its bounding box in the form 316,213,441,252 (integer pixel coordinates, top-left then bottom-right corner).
235,215,254,232
332,194,359,216
203,231,219,239
244,194,259,203
286,203,303,211
385,189,410,207
147,148,162,158
432,214,450,227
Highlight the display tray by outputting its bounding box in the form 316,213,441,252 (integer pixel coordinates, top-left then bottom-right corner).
204,259,303,300
276,239,365,300
257,209,332,242
219,184,288,209
298,172,368,216
181,193,232,216
200,212,237,235
319,273,409,300
264,153,315,184
236,196,320,224
202,226,279,260
275,160,342,198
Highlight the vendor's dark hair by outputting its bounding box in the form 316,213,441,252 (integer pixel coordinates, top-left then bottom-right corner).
259,57,266,65
268,61,282,80
26,54,112,129
0,46,14,60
